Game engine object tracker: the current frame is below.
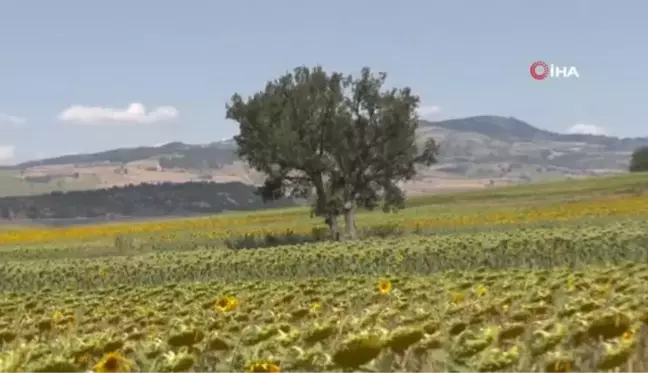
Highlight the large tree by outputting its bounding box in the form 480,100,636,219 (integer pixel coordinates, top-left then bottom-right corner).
226,66,438,240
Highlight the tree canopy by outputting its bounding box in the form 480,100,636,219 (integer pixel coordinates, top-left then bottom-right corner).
226,66,438,239
630,146,648,172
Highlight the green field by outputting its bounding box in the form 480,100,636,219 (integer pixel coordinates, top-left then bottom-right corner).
1,173,648,372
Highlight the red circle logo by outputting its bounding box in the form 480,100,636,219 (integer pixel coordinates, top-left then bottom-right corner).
530,60,549,80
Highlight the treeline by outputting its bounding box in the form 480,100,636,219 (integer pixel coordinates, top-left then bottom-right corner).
0,181,295,220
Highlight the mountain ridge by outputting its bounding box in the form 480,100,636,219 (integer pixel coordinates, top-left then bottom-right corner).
9,115,647,169
0,115,643,198
426,115,647,146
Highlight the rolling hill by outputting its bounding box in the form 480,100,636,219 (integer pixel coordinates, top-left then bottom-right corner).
0,115,644,198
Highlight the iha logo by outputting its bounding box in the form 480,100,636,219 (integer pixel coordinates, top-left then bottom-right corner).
530,60,580,80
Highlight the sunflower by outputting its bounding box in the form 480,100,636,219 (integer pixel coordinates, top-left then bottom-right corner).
93,351,132,373
76,353,94,367
215,296,238,312
622,326,637,342
248,360,280,372
377,279,392,295
475,284,488,297
566,276,576,291
52,311,64,322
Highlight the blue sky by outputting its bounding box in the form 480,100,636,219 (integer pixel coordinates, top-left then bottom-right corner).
0,1,645,164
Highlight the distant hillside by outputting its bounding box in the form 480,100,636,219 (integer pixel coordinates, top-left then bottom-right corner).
11,116,648,171
413,116,647,180
13,141,238,169
427,116,648,150
0,181,296,224
1,115,646,199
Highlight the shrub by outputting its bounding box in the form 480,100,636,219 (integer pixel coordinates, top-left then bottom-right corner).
629,146,648,172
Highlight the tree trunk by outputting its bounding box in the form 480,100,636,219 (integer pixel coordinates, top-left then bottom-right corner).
343,202,357,240
311,173,340,240
327,214,341,241
311,173,328,216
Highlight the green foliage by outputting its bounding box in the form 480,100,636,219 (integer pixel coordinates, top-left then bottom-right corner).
2,264,648,371
0,181,294,221
360,222,406,238
629,146,648,172
226,66,438,239
222,224,409,250
222,229,318,250
3,219,648,291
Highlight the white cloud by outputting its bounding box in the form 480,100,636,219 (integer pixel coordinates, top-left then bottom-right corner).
58,102,179,125
417,105,442,119
0,146,15,162
567,123,608,136
0,113,26,127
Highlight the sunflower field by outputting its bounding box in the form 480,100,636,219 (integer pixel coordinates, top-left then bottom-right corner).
1,192,648,248
2,262,648,371
1,175,648,372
